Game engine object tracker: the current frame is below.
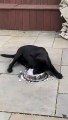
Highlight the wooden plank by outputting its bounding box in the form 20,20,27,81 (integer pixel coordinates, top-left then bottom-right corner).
4,0,10,3
29,10,37,30
0,10,9,29
36,10,44,30
14,5,59,10
51,11,62,31
9,10,16,29
0,10,4,29
40,0,48,4
15,10,23,30
23,0,37,4
0,4,59,10
10,0,16,3
0,0,4,3
43,10,51,31
36,0,41,4
23,10,30,30
0,0,61,4
47,0,59,5
21,0,24,4
58,0,61,4
15,0,22,4
0,4,17,9
3,10,9,29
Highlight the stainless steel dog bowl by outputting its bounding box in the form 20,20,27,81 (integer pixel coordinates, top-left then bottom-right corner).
23,69,48,82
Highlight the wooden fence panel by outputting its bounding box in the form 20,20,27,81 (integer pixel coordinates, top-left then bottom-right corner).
43,10,51,30
9,10,16,29
0,0,61,4
4,0,10,3
23,10,30,30
0,10,9,29
0,3,63,31
29,10,37,30
36,10,44,30
40,0,48,5
51,11,61,31
0,0,4,3
15,10,23,30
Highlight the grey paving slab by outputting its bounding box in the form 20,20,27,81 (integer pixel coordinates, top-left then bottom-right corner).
0,30,25,36
54,65,61,73
55,32,61,38
39,31,56,37
0,112,11,120
2,36,37,51
0,36,12,48
34,36,54,48
0,62,9,73
61,66,68,77
46,48,62,65
62,49,68,65
56,94,68,118
0,74,58,116
10,114,67,120
53,38,68,48
59,76,68,93
23,31,40,37
0,62,25,74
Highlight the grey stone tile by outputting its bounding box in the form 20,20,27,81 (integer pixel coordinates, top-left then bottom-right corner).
10,114,67,120
53,38,68,48
0,62,9,73
62,49,68,65
39,31,56,37
46,48,62,65
23,31,40,37
0,36,12,48
55,32,61,38
54,65,61,73
0,112,11,120
59,76,68,93
61,66,68,77
56,94,68,117
2,36,37,50
0,62,25,74
34,36,54,48
0,30,25,36
0,74,58,116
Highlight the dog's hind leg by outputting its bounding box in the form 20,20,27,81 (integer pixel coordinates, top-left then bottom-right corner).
49,64,63,79
7,49,23,73
47,56,63,79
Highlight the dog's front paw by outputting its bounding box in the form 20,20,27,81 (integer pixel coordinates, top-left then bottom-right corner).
7,68,13,73
56,73,63,79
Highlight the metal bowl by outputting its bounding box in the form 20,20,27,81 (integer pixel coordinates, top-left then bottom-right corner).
23,69,48,82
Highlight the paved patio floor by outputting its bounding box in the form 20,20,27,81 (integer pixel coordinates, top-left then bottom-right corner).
0,30,68,120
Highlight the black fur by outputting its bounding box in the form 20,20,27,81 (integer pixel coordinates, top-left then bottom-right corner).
1,45,63,79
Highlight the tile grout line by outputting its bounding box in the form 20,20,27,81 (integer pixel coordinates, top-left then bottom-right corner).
52,33,56,48
0,110,67,119
54,79,60,116
8,113,12,120
59,93,68,94
33,33,40,45
54,48,63,115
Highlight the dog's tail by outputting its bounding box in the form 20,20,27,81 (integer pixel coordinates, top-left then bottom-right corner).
1,54,15,58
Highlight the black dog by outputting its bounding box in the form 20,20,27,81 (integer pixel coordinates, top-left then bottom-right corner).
1,45,63,79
